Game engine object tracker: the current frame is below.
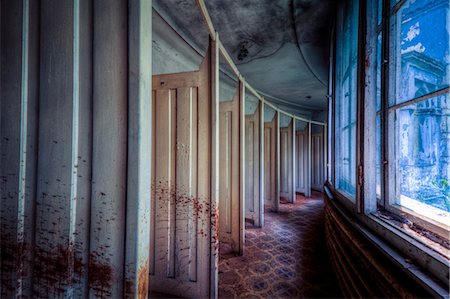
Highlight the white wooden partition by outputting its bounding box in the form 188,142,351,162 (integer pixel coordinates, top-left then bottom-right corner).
296,128,309,195
219,88,243,253
150,41,217,298
264,113,280,212
245,104,261,225
280,120,293,202
311,128,325,191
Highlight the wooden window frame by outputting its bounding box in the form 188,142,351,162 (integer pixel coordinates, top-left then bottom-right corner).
331,0,450,287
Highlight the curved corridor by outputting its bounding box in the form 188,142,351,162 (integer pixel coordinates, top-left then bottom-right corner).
219,192,342,298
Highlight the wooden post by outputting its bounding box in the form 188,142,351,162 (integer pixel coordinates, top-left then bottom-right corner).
259,100,265,226
292,119,296,203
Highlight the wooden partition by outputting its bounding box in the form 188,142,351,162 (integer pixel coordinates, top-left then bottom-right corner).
280,120,293,202
219,88,243,252
296,128,309,195
312,128,325,190
264,113,280,212
150,42,217,298
245,103,261,225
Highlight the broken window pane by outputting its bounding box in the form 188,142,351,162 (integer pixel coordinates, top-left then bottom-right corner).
390,0,450,106
335,0,359,198
395,94,450,223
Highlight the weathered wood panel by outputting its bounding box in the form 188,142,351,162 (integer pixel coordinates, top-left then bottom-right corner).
150,49,214,298
245,104,261,225
296,130,308,195
280,120,293,202
219,91,242,252
0,1,153,298
312,130,325,191
264,114,279,212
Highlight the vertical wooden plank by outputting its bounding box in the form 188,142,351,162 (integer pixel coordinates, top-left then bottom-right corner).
244,107,260,226
150,90,156,276
0,0,39,296
125,0,152,297
275,111,280,211
189,87,198,283
209,34,219,299
153,89,176,280
239,80,245,253
307,123,312,197
90,1,127,296
279,118,292,202
361,0,378,213
245,118,255,215
253,105,260,226
264,116,277,212
296,129,310,195
292,120,296,203
176,87,195,282
218,90,241,253
259,101,265,227
34,1,75,297
263,126,272,206
74,1,93,297
1,1,23,296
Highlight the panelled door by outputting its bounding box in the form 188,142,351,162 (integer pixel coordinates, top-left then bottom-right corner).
150,54,215,298
245,104,261,226
311,130,324,190
219,91,242,253
264,116,278,211
280,122,293,202
296,130,308,195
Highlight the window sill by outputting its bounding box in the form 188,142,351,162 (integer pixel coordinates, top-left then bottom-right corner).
362,213,449,297
387,195,450,239
325,185,449,297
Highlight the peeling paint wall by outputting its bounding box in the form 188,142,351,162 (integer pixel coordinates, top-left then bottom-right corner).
0,1,152,297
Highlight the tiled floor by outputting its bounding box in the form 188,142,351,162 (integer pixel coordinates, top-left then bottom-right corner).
218,192,342,298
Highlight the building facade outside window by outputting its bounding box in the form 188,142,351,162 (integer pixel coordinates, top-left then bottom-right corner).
388,0,450,227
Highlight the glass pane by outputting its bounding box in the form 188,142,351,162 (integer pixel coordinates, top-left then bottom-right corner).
395,94,450,224
335,0,359,198
376,33,382,112
390,0,450,106
378,0,383,26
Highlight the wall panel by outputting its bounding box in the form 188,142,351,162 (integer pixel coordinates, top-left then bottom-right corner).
150,51,213,298
296,130,309,195
264,114,279,212
219,91,242,252
245,104,261,226
280,121,293,202
0,1,152,297
312,131,325,190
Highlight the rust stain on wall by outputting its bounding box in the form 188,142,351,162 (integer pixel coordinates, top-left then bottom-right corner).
138,259,149,299
88,253,113,297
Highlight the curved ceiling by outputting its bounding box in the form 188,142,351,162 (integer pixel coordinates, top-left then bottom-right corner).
153,0,335,112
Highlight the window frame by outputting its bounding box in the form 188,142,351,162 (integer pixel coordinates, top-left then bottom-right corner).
333,0,361,203
383,0,450,239
328,0,450,289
